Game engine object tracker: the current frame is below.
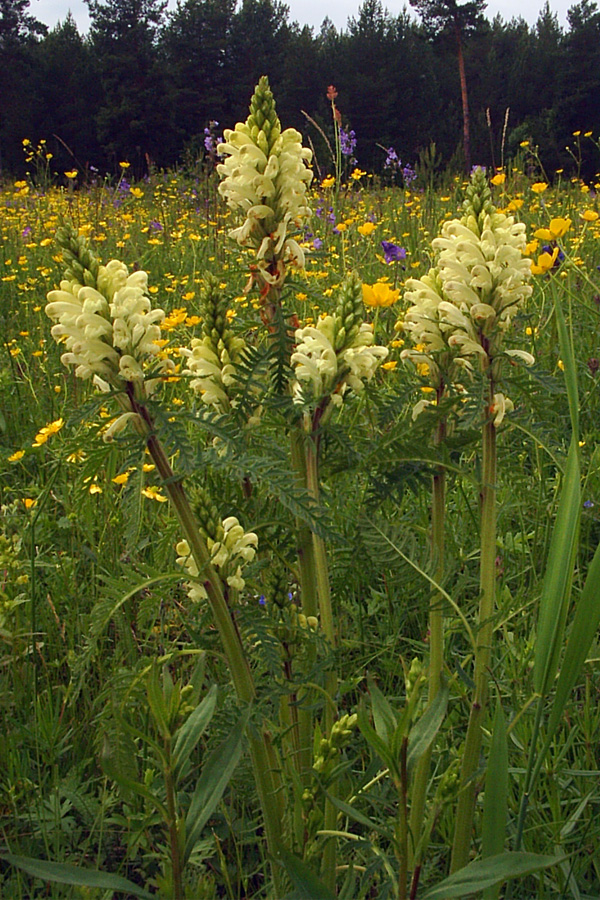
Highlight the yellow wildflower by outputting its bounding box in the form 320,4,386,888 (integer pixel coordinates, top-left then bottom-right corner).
490,172,506,186
581,210,599,222
534,217,571,241
141,486,168,502
531,182,548,194
530,247,559,275
362,282,400,307
64,170,78,179
32,418,64,447
351,168,367,180
357,221,377,236
321,175,335,188
8,450,25,462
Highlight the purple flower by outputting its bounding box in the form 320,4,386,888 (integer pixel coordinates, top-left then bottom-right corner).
340,128,357,158
584,500,595,508
313,237,324,250
381,241,406,264
150,220,163,231
258,595,267,606
22,226,32,238
402,163,416,186
385,146,400,169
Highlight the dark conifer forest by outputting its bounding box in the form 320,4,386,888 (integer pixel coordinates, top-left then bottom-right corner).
1,0,599,178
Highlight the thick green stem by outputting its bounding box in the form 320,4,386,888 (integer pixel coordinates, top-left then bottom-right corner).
129,394,285,894
408,450,446,865
451,414,497,872
291,429,319,788
164,744,183,900
303,421,339,890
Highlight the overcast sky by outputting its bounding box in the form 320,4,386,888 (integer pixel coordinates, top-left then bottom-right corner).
28,0,573,35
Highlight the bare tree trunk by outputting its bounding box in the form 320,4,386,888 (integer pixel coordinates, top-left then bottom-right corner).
454,18,471,172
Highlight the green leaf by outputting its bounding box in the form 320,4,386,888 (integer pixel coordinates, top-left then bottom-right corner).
146,664,171,739
542,538,600,756
421,852,564,899
0,853,154,898
367,674,397,745
482,702,508,900
407,681,448,777
324,792,394,841
533,435,580,696
173,684,217,772
357,700,398,778
183,710,247,862
279,848,336,899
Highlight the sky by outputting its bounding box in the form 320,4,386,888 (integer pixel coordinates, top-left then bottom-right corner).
28,0,574,35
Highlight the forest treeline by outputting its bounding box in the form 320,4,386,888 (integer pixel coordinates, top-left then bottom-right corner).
2,0,600,180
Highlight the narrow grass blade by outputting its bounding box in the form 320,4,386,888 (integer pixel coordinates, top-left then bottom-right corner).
482,701,508,900
421,851,564,899
541,538,600,757
0,854,154,899
532,435,580,696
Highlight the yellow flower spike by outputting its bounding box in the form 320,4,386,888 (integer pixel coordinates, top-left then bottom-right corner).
362,282,400,307
531,182,548,194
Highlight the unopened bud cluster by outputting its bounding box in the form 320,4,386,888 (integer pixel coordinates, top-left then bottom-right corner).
401,168,534,424
291,272,388,406
313,713,358,774
217,76,313,293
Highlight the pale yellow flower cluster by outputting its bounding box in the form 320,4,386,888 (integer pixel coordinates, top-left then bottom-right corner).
291,316,388,406
46,260,174,392
401,169,534,424
175,517,258,601
217,77,313,292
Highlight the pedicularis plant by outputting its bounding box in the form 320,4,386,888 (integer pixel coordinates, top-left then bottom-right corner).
20,79,600,899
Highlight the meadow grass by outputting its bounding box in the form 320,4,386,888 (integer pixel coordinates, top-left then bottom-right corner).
1,155,600,898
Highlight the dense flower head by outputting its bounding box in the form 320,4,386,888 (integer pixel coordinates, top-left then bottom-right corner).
46,259,174,391
180,275,246,411
401,168,534,421
175,515,258,601
291,272,388,406
217,76,313,292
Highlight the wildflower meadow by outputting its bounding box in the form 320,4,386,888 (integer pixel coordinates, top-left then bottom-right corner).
2,77,600,900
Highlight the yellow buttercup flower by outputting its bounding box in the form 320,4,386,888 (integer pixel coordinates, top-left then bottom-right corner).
490,172,506,186
581,210,599,222
32,418,64,447
8,450,25,462
321,175,335,188
129,187,144,199
351,168,367,180
531,182,548,194
362,282,400,307
357,221,376,236
530,247,559,275
534,217,571,241
64,170,78,179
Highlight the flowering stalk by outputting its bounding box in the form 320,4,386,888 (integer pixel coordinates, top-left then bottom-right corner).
45,227,286,893
217,75,313,311
401,169,533,872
